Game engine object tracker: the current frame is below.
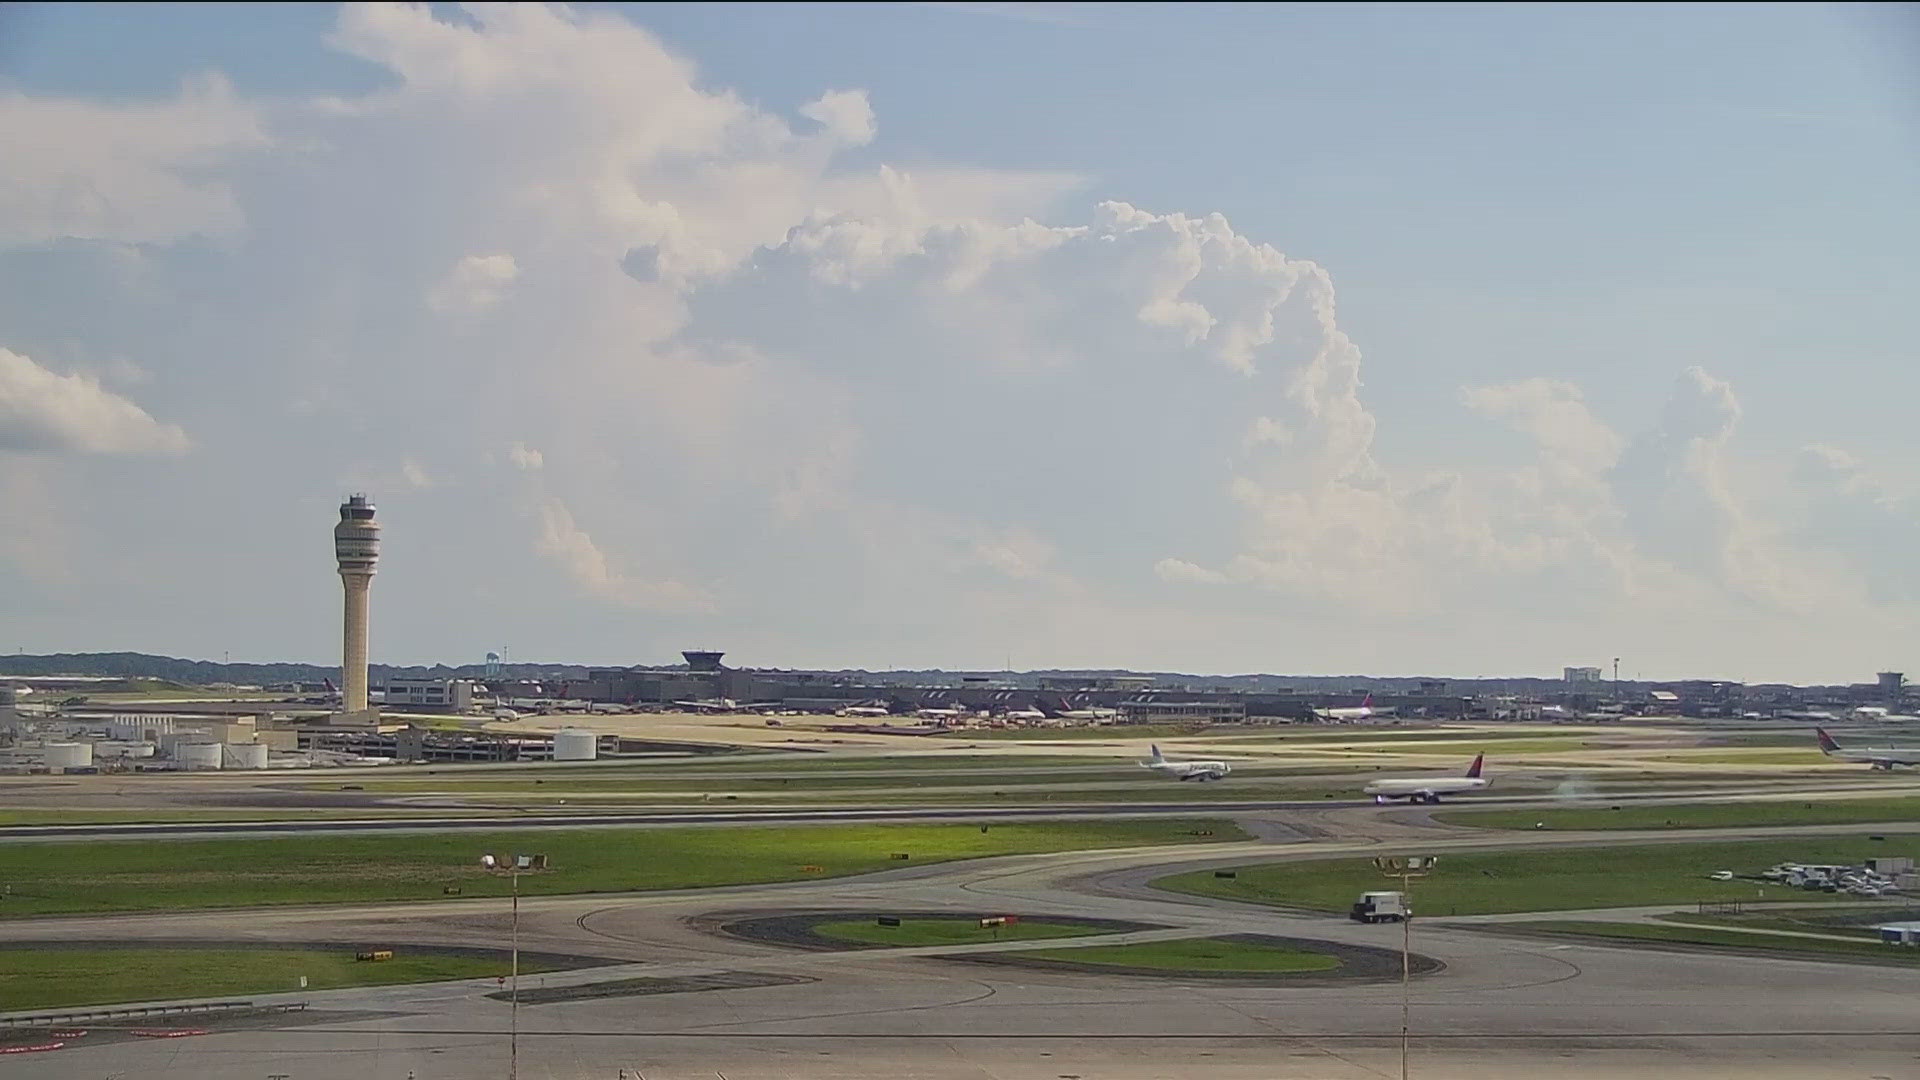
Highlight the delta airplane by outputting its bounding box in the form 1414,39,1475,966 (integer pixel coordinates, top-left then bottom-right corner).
1816,728,1920,770
1315,693,1379,721
1141,744,1231,781
1363,754,1488,804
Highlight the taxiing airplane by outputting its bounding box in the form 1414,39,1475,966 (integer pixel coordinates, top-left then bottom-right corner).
1315,693,1379,722
1363,754,1488,804
1816,728,1920,770
1002,706,1048,722
1141,744,1231,781
836,702,892,718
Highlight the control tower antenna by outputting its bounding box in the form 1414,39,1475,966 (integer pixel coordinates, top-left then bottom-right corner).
334,494,381,713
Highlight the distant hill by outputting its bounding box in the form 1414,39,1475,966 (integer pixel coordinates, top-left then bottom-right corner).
0,652,591,684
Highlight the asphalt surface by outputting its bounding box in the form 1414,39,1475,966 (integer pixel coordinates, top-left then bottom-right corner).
3,819,1917,1078
12,779,1920,839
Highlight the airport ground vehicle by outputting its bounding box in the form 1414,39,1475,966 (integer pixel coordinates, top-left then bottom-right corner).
1350,890,1409,923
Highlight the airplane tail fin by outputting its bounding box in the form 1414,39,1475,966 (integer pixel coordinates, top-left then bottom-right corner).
1815,727,1840,755
1466,753,1484,779
1361,692,1373,708
1148,743,1165,763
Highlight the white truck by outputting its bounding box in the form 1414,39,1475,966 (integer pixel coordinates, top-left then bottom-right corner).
1350,890,1410,924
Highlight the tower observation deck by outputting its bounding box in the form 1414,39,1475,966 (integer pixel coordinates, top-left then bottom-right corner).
334,495,381,713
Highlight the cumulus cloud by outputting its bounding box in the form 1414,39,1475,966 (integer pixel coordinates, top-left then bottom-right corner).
535,498,714,612
0,73,264,247
0,348,189,456
429,253,519,313
799,90,876,146
507,442,544,471
0,0,1905,679
1460,378,1623,473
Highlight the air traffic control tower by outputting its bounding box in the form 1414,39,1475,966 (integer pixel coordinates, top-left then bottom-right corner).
334,494,381,714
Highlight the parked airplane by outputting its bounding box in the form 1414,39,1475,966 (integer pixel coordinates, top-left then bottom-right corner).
1002,706,1048,722
1363,754,1488,803
915,707,967,721
1315,693,1379,721
673,698,739,713
836,702,892,718
1141,744,1231,781
1816,728,1920,769
1054,697,1119,721
1849,706,1920,722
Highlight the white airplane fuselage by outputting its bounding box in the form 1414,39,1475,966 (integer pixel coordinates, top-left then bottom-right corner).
1363,776,1489,803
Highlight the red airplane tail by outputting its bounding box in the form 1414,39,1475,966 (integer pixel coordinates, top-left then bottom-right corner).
1465,753,1484,779
1815,727,1841,755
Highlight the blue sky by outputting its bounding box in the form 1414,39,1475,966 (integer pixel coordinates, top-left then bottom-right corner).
0,3,1914,681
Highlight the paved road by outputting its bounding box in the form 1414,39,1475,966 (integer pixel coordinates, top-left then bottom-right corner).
5,821,1918,1078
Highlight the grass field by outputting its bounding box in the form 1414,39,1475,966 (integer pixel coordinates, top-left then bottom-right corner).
812,916,1106,947
0,809,457,825
1152,836,1917,916
1007,937,1340,973
0,818,1245,917
1626,750,1829,766
1505,921,1920,965
1437,798,1920,832
0,946,549,1011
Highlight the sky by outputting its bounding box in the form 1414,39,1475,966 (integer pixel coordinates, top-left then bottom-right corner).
0,2,1916,682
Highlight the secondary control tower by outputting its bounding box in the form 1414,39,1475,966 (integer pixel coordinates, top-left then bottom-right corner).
334,494,381,713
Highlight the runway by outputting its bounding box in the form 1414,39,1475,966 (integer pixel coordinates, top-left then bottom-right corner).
5,826,1917,1078
11,778,1920,839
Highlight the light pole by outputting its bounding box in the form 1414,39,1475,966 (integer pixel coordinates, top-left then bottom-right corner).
481,853,521,1080
1373,855,1437,1080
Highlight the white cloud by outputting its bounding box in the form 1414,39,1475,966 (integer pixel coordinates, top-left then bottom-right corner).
400,460,434,488
0,1,1908,680
1154,558,1227,585
0,73,264,247
535,498,713,612
0,348,189,456
799,90,876,147
429,253,519,313
507,442,544,471
1460,378,1623,473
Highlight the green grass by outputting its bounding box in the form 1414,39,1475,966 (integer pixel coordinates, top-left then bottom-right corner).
1629,750,1829,766
1152,835,1918,916
1008,937,1340,973
0,818,1246,917
0,947,551,1011
1659,912,1881,938
1506,921,1920,964
1438,798,1920,832
812,916,1107,947
0,809,459,825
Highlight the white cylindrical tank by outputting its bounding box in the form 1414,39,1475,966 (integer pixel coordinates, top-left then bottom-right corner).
553,728,598,761
175,742,223,770
96,741,155,759
223,743,269,769
44,742,92,769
